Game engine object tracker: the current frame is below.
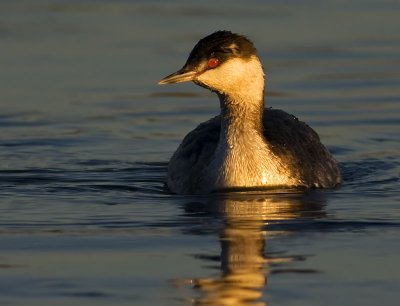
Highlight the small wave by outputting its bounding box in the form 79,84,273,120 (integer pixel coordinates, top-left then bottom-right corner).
341,158,399,182
264,219,400,233
0,162,168,197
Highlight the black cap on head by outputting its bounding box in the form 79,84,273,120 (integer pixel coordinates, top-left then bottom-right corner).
158,31,257,85
185,31,257,67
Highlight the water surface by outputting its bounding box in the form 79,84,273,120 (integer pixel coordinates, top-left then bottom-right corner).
0,1,399,305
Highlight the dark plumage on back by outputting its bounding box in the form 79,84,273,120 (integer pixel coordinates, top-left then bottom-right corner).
168,109,340,194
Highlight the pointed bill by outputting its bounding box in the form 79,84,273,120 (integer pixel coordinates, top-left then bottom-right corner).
158,68,197,85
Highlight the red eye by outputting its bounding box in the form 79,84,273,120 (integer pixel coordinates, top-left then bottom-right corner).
207,58,219,68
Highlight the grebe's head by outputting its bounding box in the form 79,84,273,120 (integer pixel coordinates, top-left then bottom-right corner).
158,31,264,96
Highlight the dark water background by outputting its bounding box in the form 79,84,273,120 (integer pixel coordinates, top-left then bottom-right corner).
0,1,399,305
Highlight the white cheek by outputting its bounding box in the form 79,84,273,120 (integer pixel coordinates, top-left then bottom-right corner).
197,60,246,92
195,56,265,105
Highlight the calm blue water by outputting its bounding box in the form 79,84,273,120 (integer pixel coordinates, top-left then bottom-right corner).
0,1,399,305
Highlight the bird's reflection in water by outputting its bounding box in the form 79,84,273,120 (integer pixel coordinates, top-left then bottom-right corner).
178,191,326,306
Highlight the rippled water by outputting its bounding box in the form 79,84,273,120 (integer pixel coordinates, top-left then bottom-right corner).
0,1,399,305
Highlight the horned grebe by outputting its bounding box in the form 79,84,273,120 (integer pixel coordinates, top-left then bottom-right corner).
159,31,341,194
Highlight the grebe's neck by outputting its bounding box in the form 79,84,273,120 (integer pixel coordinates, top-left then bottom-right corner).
203,56,297,190
216,56,265,145
218,92,264,140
